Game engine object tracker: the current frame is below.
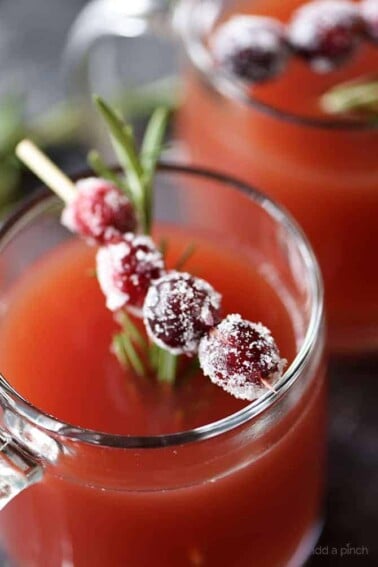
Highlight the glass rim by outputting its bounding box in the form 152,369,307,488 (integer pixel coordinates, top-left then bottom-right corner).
0,162,323,449
176,0,378,132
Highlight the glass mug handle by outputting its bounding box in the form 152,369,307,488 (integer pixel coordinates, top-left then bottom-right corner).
0,392,60,510
0,428,42,510
63,0,175,103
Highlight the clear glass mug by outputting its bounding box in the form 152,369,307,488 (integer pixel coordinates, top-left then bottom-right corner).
64,0,378,354
0,165,325,566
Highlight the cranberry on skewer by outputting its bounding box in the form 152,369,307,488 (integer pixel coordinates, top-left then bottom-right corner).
96,233,165,313
143,272,222,355
199,314,286,401
62,178,136,245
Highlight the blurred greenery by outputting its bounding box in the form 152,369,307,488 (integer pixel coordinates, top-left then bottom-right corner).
0,76,179,219
0,94,83,218
0,95,26,212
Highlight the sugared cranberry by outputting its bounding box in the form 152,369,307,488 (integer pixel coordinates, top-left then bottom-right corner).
143,272,222,355
96,233,164,313
212,16,290,83
61,177,136,245
288,0,362,72
361,0,378,42
198,314,286,401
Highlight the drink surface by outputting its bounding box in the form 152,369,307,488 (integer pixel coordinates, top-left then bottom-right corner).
0,225,296,435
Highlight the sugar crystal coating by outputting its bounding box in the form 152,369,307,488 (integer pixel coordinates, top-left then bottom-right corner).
96,233,164,312
199,314,286,401
212,16,290,83
143,272,222,355
288,0,362,72
361,0,378,41
61,177,136,245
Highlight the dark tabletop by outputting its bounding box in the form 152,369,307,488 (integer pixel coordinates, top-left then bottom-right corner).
309,355,378,566
0,1,377,565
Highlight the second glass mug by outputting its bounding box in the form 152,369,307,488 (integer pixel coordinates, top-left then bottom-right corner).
65,0,378,355
0,165,325,566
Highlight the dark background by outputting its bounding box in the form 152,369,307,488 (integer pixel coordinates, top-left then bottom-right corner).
0,1,377,565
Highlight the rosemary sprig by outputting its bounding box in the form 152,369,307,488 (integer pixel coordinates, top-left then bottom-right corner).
321,75,378,120
93,96,172,236
93,96,148,232
92,97,181,384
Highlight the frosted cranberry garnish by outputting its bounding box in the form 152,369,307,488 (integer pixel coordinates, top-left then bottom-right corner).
198,314,286,401
143,272,222,355
288,0,362,72
212,16,290,83
361,0,378,42
96,233,164,312
61,177,136,245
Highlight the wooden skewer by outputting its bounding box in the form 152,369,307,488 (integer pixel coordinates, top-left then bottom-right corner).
16,139,77,204
261,378,277,394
